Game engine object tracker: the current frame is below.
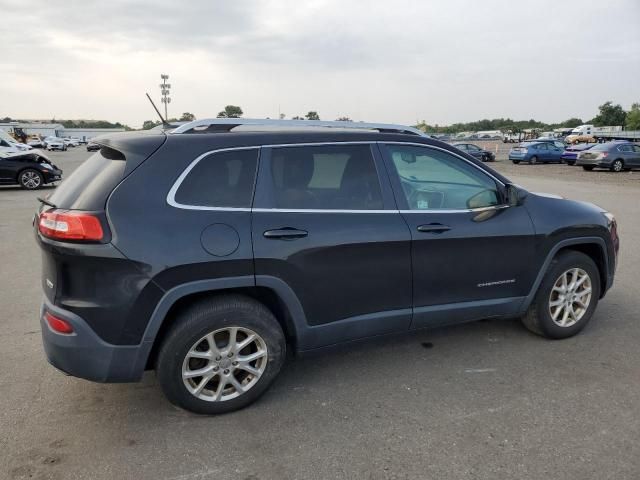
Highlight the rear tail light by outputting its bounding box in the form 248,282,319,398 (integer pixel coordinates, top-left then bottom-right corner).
38,209,104,241
44,311,74,334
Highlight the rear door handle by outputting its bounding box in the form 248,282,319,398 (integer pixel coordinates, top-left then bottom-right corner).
263,228,308,240
417,223,451,233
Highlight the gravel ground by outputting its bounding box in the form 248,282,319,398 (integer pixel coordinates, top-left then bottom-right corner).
1,147,638,480
455,140,640,187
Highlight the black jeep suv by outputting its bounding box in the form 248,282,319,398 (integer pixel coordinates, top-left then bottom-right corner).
35,119,619,414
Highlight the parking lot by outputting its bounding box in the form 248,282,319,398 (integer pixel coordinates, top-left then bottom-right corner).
1,147,639,479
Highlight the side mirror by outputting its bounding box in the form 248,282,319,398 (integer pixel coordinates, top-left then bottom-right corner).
505,183,528,206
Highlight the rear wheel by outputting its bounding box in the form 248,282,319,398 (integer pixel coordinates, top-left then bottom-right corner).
582,166,595,171
529,155,538,165
156,295,286,414
19,169,43,190
521,251,600,339
610,159,624,172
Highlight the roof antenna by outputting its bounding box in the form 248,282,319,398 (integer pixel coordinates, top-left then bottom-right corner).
145,92,169,127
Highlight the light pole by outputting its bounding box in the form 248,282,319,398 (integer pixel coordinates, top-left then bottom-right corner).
159,74,171,120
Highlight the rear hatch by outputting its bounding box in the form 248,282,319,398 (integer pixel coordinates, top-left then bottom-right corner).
36,132,166,344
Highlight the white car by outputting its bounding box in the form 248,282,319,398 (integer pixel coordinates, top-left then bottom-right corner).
0,130,32,153
44,137,67,151
0,138,21,155
27,138,46,148
62,138,79,147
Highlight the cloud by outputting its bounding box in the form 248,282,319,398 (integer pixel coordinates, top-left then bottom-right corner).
1,0,639,127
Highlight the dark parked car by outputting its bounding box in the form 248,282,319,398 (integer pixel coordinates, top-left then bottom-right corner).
562,143,594,166
576,141,640,172
453,143,495,162
509,141,564,164
35,119,619,414
0,151,62,189
86,142,101,152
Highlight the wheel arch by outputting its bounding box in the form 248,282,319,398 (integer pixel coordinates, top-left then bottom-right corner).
16,166,42,182
521,237,609,313
139,276,307,372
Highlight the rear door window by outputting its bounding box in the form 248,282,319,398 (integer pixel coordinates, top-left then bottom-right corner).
266,144,383,210
173,148,259,208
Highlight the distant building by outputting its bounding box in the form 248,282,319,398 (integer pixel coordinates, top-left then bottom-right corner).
0,122,63,138
0,122,125,141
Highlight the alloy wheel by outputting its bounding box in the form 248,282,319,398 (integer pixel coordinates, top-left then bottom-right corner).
182,326,268,402
548,268,592,327
21,171,42,189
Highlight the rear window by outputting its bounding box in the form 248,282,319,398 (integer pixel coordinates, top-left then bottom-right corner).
590,144,613,152
47,147,126,211
173,148,259,208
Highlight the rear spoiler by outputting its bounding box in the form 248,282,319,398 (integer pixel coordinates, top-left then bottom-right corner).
92,131,166,175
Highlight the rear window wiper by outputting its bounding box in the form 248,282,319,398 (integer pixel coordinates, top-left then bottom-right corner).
37,197,56,208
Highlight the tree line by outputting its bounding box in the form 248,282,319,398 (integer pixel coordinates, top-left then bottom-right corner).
416,101,640,134
6,100,640,133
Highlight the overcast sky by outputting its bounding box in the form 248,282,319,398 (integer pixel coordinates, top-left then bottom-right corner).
1,0,639,128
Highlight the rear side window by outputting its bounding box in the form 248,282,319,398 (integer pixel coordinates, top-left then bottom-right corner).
268,144,383,210
47,147,126,211
174,148,258,208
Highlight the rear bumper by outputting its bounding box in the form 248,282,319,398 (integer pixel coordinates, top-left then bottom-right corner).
576,158,611,167
40,297,148,382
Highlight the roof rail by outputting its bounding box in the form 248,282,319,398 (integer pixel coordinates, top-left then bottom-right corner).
170,118,428,137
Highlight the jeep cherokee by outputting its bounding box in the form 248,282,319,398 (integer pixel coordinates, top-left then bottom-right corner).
35,119,619,414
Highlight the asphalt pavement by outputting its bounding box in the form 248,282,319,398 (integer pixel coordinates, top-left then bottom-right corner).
1,148,638,479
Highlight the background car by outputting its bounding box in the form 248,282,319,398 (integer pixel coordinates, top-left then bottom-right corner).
453,143,495,162
86,142,101,152
62,138,79,147
576,141,640,172
43,137,67,151
508,141,564,164
27,138,45,148
523,138,566,150
562,143,594,166
0,151,62,189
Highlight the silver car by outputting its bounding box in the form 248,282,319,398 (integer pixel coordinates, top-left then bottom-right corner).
576,142,640,172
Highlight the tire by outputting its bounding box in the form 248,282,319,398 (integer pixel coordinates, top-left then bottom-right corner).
512,160,520,165
582,166,595,171
18,169,44,190
610,159,624,172
529,155,538,165
156,295,286,414
481,154,488,162
521,251,600,339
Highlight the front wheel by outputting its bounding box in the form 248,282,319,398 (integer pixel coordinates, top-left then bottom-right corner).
521,251,600,339
529,155,538,165
512,160,520,164
156,295,286,414
19,169,44,190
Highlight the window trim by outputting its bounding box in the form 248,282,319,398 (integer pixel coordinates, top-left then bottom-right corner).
167,141,507,213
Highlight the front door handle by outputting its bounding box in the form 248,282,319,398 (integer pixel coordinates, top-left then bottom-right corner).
263,228,308,240
417,223,451,233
